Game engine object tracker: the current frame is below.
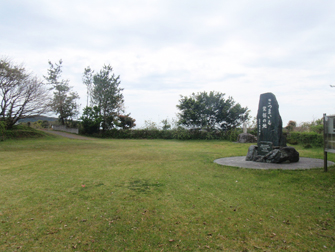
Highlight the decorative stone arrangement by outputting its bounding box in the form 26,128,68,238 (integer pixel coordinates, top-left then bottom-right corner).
246,92,299,163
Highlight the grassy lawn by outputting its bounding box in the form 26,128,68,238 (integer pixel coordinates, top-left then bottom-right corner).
0,136,334,251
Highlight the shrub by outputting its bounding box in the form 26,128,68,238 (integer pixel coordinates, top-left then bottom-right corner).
80,106,102,135
248,128,258,137
310,124,323,134
226,128,242,142
96,127,243,141
0,121,5,141
287,132,323,147
2,125,47,139
296,118,323,133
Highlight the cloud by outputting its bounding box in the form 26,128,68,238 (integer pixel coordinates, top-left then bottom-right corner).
1,0,335,127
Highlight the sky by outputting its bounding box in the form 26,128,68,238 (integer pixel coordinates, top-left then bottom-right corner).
1,0,335,128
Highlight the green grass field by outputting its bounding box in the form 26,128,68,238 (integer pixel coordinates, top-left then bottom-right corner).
0,135,334,251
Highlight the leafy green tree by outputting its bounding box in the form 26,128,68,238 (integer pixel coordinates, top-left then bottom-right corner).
41,120,49,128
31,120,49,129
84,64,124,132
44,60,79,125
161,119,171,130
80,106,102,134
177,91,249,131
0,58,50,129
115,114,136,129
297,118,323,133
285,120,297,132
310,118,323,134
32,120,43,129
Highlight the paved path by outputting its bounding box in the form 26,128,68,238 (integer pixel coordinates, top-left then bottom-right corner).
44,130,94,140
214,156,334,170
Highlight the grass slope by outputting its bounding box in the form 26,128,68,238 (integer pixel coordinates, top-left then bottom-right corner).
0,138,334,251
2,125,55,140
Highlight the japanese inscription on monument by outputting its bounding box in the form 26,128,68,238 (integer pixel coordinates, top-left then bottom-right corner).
258,97,273,135
257,92,285,149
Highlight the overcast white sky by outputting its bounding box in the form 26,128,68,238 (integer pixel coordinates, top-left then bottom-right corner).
1,0,335,128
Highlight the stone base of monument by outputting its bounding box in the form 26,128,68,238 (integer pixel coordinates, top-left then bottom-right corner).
237,133,257,143
246,145,299,163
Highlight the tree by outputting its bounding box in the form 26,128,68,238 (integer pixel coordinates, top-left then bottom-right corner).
161,119,171,130
85,64,124,131
0,58,51,129
44,60,79,125
115,114,136,129
177,91,249,131
80,106,102,134
285,120,297,132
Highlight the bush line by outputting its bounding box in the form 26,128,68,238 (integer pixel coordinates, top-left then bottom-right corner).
96,129,324,147
84,128,243,141
287,131,323,147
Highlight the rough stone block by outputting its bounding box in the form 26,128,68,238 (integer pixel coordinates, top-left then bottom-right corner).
237,133,257,143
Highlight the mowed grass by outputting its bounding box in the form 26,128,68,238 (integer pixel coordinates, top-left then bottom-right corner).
0,136,334,251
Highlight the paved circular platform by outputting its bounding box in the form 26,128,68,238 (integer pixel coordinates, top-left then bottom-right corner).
214,156,335,170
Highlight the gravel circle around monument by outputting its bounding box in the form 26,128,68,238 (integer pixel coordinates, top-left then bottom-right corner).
214,156,334,170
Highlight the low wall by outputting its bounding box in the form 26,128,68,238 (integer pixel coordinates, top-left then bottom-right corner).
52,125,79,134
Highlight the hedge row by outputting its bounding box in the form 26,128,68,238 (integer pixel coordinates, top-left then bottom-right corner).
2,129,47,140
287,132,323,147
88,128,243,141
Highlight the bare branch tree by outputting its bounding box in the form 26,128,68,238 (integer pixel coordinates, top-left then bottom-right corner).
0,58,51,129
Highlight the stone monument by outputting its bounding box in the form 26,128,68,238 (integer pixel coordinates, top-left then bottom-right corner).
246,92,299,163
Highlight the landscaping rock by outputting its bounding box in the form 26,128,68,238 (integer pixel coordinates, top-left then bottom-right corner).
247,146,299,163
237,133,257,143
245,145,258,161
280,147,300,163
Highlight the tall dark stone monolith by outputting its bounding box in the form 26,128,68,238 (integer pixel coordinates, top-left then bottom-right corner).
256,92,286,148
246,92,299,163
